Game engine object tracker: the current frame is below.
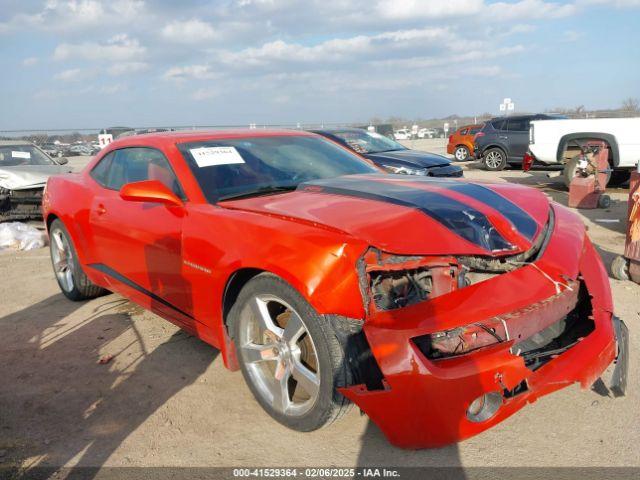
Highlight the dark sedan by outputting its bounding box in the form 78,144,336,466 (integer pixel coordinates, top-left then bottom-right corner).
312,128,463,177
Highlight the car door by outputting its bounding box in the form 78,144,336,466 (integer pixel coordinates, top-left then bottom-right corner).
88,147,194,328
505,117,530,161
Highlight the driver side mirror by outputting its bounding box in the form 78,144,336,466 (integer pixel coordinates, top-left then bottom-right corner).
120,180,183,207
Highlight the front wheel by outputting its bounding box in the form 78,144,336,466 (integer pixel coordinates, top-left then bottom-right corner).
453,145,470,162
49,219,107,301
483,148,507,171
230,273,350,432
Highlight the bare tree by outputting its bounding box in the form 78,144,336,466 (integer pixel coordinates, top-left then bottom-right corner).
621,97,640,114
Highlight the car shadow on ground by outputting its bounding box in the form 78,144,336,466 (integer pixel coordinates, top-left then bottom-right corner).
0,293,215,478
356,421,464,476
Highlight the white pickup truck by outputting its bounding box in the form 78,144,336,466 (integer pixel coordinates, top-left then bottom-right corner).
528,117,640,186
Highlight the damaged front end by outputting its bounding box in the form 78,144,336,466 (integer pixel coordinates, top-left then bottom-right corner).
0,185,45,222
338,204,626,448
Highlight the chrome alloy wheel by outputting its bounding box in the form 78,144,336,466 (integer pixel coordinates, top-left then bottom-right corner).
50,229,75,292
238,294,320,417
455,146,468,161
484,150,503,169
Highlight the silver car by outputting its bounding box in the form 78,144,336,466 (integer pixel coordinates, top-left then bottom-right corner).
0,140,71,222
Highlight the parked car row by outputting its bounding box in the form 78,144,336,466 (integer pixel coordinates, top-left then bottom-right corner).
37,142,100,158
393,127,446,140
446,113,637,187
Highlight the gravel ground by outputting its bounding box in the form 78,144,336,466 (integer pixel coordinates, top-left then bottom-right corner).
0,141,638,472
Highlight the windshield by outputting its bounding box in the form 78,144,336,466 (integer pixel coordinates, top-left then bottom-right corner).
331,130,407,154
0,145,55,167
179,135,379,203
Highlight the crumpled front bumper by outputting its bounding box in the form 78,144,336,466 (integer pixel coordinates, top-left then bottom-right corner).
340,205,625,449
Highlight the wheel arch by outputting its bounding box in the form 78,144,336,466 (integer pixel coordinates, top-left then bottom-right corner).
482,144,507,157
45,212,60,232
556,132,620,167
221,267,265,333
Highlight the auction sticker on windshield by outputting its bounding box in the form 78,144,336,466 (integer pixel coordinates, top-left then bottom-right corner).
11,151,31,159
190,146,245,167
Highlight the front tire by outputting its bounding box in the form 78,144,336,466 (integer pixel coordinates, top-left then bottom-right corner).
230,273,350,432
483,148,507,171
49,219,107,301
454,145,470,162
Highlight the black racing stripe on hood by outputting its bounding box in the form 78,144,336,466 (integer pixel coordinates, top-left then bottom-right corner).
300,176,515,252
440,183,538,240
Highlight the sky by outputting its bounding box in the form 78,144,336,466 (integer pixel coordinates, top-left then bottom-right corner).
1,0,639,130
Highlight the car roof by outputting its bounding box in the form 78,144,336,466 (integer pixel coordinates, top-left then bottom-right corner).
0,140,33,146
310,127,365,134
106,128,317,149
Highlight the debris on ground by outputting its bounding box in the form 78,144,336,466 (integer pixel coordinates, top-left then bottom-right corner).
0,222,47,251
97,355,114,365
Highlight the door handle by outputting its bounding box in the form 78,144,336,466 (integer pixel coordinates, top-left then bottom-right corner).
96,204,107,215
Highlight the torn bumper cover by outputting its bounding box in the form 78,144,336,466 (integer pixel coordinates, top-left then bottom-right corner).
340,205,627,449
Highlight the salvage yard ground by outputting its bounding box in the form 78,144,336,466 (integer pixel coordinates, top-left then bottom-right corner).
0,139,638,470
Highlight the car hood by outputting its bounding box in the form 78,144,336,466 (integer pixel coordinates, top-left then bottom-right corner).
219,174,551,257
0,165,73,190
365,150,452,169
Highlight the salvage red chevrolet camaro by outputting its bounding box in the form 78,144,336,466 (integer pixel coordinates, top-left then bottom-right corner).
42,130,628,448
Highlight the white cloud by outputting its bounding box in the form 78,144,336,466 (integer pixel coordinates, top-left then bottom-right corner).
53,68,91,82
486,0,577,20
53,34,146,62
107,62,149,76
22,57,39,67
375,0,483,19
1,0,145,34
163,65,219,81
161,19,217,44
219,27,451,66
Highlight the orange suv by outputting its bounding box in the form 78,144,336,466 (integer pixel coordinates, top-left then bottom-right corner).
447,124,483,161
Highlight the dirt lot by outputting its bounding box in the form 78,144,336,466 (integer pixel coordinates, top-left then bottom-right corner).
1,141,638,472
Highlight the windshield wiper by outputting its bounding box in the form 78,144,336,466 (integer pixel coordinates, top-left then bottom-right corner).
217,184,298,202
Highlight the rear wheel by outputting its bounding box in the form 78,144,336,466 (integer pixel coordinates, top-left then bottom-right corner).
49,219,107,301
230,273,350,432
483,148,507,171
609,170,631,187
453,145,470,162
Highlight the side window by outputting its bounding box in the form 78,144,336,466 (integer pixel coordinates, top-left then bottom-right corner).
460,128,468,135
506,119,528,132
105,147,185,198
491,119,506,130
470,127,481,135
90,151,116,187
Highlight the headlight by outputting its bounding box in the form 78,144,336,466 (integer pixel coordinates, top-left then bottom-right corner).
382,164,427,176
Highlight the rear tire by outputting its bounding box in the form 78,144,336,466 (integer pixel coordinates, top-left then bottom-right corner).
609,170,631,187
49,219,107,301
453,145,470,162
483,148,507,171
230,273,351,432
